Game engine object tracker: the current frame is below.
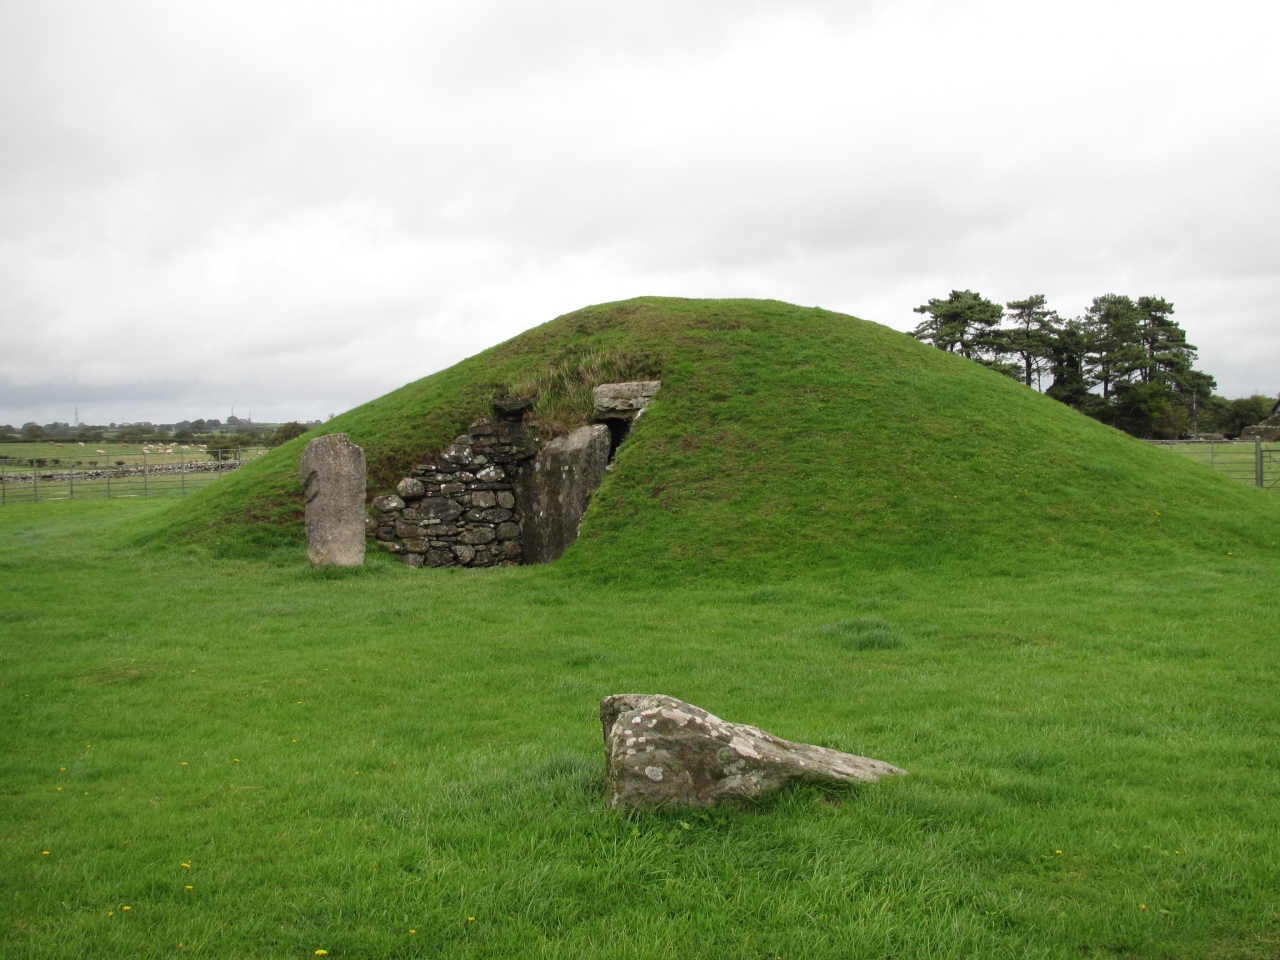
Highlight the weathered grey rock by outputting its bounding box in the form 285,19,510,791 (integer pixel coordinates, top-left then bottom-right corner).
396,478,426,500
442,437,474,465
299,434,366,568
592,381,661,420
493,396,535,418
475,465,505,482
471,490,497,508
499,540,522,559
496,521,520,540
601,694,905,809
424,548,454,567
452,544,476,563
517,423,611,563
402,552,424,568
459,526,496,545
419,497,463,522
496,491,516,509
497,420,527,443
372,494,405,512
394,519,423,540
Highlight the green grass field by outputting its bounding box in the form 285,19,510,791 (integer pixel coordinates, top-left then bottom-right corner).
3,298,1279,958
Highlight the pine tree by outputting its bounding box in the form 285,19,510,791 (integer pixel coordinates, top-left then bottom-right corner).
911,290,1003,359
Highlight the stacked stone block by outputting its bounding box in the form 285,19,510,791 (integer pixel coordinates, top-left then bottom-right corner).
366,382,659,570
367,413,540,568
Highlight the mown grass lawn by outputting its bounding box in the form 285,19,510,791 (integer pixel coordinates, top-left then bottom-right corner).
3,498,1278,959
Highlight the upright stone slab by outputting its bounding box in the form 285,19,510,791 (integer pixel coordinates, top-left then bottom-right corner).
517,423,610,563
299,433,366,567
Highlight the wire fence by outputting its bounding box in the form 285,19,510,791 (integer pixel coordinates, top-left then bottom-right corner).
1148,438,1280,492
0,447,268,504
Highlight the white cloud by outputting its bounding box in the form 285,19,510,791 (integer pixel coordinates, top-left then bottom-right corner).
1,0,1277,425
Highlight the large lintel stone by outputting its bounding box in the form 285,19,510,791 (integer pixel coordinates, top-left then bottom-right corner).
592,381,661,420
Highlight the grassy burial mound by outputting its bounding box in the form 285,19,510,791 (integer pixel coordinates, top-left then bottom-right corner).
159,296,1278,574
5,299,1280,958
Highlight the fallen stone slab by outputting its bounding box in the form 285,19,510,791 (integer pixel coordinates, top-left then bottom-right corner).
601,694,905,809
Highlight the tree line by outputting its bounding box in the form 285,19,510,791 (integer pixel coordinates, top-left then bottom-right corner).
911,290,1274,439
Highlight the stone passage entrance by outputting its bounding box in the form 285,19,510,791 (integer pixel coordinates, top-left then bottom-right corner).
366,382,659,568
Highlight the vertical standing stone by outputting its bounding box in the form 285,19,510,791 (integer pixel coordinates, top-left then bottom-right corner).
299,434,366,567
516,423,610,563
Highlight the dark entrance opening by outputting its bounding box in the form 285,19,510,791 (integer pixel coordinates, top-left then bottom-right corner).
603,418,631,459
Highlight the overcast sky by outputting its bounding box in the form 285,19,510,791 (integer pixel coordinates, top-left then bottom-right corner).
2,0,1277,426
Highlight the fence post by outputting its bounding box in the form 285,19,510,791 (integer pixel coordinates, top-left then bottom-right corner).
180,446,185,496
68,455,74,499
1257,437,1265,488
1,460,5,506
143,450,148,498
32,459,37,503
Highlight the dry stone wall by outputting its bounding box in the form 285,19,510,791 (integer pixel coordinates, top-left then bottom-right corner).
367,411,540,568
368,381,660,569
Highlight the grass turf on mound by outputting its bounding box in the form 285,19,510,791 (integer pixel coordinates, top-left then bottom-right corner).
5,298,1280,957
151,297,1280,575
1,498,1278,958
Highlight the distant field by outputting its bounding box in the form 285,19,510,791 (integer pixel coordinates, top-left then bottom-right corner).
0,442,267,465
1155,440,1280,491
0,447,270,504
